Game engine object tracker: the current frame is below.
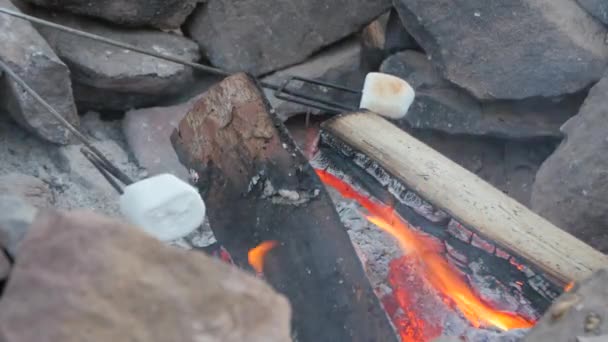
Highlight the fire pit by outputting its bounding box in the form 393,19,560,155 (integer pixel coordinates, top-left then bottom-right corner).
171,73,607,342
312,160,537,341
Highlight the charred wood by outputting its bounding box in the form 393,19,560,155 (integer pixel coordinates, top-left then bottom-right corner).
171,74,397,342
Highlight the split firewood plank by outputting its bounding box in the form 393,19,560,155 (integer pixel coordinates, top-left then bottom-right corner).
523,268,608,341
171,74,397,342
322,111,608,283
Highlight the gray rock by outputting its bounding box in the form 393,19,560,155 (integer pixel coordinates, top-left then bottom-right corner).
524,269,608,341
360,13,390,71
263,38,366,121
381,50,583,139
0,0,78,144
185,0,391,75
393,0,608,100
0,173,54,209
54,141,133,208
0,209,292,342
578,0,608,26
123,98,200,181
360,10,419,71
33,11,201,112
0,110,142,218
0,195,38,258
50,113,142,216
531,75,608,253
22,0,201,29
384,8,418,54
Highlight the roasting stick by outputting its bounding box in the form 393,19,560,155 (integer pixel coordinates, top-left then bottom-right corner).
0,58,134,186
0,59,205,243
0,7,358,114
0,8,229,77
0,8,414,245
0,7,417,118
81,148,124,194
323,111,608,284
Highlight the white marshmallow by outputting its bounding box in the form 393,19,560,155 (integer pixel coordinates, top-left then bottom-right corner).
359,72,415,119
119,173,206,241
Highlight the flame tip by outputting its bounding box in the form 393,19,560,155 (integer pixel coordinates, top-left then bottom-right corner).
248,240,279,274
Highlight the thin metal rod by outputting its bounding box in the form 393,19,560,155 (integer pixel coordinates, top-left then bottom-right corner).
274,92,342,113
275,88,357,112
0,7,359,113
81,148,124,194
0,58,134,185
274,76,358,113
288,76,361,94
268,80,358,113
0,8,230,78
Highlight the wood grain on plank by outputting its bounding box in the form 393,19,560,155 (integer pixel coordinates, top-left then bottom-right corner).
323,111,608,283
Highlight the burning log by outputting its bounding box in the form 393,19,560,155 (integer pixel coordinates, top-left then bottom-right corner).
171,74,398,342
321,111,608,284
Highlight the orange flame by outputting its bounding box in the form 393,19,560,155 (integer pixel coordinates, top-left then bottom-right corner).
564,281,575,292
248,241,278,274
368,215,534,331
315,169,535,332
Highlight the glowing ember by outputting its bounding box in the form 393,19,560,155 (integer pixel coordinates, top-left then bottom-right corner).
509,258,526,272
564,282,575,292
382,257,444,341
315,169,535,335
248,241,278,274
368,215,535,331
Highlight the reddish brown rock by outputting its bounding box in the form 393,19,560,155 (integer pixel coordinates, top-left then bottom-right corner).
123,99,199,180
0,209,292,342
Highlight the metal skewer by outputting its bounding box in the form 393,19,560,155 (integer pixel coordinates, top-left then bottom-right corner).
0,7,360,114
81,148,124,194
0,6,362,192
0,58,134,186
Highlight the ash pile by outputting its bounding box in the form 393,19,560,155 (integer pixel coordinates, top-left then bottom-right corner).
0,0,607,342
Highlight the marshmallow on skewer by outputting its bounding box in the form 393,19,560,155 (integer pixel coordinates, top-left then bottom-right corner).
359,72,415,119
119,173,206,241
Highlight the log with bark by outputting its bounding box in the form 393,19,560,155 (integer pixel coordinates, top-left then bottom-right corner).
171,74,397,342
321,111,608,284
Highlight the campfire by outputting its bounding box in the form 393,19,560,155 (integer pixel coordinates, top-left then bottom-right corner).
316,168,534,340
244,163,539,340
168,72,608,341
1,2,607,341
